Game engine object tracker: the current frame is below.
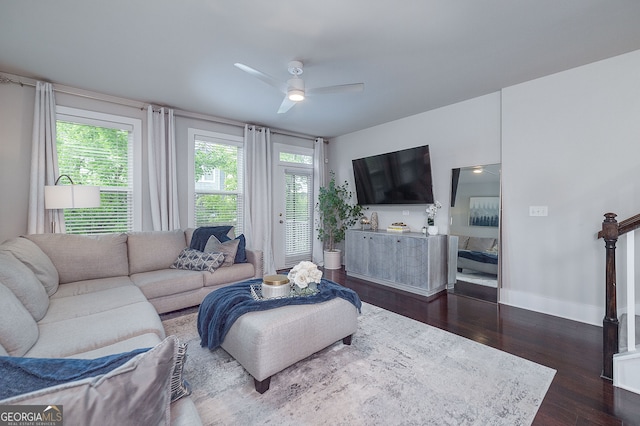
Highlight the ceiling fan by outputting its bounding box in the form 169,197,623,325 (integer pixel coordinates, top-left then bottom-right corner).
234,61,364,114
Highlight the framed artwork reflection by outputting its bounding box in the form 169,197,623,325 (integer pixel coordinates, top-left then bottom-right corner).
469,197,499,227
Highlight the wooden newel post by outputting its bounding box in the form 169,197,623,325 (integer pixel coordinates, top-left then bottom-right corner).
601,212,619,381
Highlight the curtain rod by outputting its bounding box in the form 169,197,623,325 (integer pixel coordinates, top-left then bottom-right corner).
1,71,321,140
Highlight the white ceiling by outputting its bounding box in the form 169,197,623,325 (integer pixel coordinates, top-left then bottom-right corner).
2,1,640,138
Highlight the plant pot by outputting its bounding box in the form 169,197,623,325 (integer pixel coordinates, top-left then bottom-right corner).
427,225,439,235
323,249,342,270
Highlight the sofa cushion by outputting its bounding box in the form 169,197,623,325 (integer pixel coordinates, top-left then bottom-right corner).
51,276,134,299
456,235,470,250
0,237,59,296
128,230,187,275
130,269,204,300
0,252,49,321
25,302,165,358
41,285,149,324
26,233,129,284
466,237,496,252
171,248,225,272
203,263,255,287
204,235,239,267
0,283,39,357
1,336,177,426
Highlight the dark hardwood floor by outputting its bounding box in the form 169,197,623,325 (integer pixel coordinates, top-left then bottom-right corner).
321,267,640,426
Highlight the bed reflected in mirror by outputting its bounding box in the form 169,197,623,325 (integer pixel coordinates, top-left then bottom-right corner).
449,164,500,303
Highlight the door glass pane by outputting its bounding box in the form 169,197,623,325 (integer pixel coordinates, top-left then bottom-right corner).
285,171,312,264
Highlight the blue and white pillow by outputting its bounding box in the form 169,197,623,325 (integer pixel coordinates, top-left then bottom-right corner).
171,248,225,272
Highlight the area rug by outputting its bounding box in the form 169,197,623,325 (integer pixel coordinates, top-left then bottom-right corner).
162,302,555,425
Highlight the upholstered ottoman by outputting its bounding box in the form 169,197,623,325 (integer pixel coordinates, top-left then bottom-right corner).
220,297,358,393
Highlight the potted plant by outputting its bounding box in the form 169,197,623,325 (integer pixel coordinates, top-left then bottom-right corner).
316,172,365,269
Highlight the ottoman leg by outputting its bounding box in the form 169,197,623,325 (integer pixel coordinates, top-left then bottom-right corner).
342,334,353,345
254,376,271,394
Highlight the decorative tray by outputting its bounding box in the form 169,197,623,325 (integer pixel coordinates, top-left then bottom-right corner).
250,284,319,301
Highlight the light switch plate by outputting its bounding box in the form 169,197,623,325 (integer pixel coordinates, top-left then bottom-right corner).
402,210,410,216
529,206,548,216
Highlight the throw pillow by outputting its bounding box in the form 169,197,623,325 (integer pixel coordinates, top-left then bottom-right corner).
189,226,234,252
219,234,247,264
171,249,225,272
0,252,49,321
0,237,59,296
0,282,39,357
0,336,177,426
0,348,150,400
204,235,239,267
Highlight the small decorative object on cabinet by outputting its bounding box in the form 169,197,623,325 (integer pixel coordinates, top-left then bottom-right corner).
370,212,378,231
427,226,438,235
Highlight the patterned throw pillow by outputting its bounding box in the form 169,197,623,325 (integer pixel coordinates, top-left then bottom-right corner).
170,249,225,272
204,235,240,267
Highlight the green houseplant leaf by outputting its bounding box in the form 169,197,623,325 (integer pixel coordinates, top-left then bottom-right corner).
316,172,365,251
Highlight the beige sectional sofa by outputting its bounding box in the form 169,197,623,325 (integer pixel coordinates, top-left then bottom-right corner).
0,228,263,425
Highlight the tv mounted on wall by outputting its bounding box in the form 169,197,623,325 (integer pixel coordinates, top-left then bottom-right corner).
352,145,434,205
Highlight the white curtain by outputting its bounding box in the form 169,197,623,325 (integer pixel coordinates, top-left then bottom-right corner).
28,81,63,234
312,137,326,264
147,106,180,230
244,125,276,274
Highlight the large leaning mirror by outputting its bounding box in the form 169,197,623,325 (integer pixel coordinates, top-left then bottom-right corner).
449,163,501,303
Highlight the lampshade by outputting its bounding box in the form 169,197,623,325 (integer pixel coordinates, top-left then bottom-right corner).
45,185,101,209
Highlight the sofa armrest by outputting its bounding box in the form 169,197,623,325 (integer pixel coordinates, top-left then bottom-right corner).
245,249,263,278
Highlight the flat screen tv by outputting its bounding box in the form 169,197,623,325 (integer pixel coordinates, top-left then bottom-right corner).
352,145,434,205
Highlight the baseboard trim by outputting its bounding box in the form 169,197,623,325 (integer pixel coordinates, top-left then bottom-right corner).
499,287,602,326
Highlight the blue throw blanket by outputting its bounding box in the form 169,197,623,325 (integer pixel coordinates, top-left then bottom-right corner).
458,250,498,265
0,348,149,400
197,278,362,350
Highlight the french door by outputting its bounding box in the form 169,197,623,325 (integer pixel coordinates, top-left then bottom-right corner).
272,144,314,270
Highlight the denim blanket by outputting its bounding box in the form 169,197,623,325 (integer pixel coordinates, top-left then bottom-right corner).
0,348,149,400
197,278,362,350
458,250,498,265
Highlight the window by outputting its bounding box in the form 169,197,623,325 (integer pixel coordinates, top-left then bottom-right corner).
55,106,141,234
188,129,244,233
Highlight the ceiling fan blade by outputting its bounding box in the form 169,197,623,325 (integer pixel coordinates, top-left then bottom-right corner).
307,83,364,95
277,96,297,114
234,63,287,93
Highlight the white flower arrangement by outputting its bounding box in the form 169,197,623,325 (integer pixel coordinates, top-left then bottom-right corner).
287,261,323,290
426,201,442,225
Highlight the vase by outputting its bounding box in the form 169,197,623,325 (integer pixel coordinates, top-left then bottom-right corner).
427,225,438,235
370,212,378,231
323,249,342,270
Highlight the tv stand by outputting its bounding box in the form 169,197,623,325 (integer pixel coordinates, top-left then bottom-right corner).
345,230,448,297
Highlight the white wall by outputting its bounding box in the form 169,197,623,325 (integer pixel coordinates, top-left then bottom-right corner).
330,49,640,326
329,92,502,233
501,49,640,325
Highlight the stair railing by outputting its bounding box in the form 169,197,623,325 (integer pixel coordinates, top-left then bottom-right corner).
598,212,640,380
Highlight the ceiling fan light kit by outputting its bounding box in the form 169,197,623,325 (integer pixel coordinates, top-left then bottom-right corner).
234,60,364,114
